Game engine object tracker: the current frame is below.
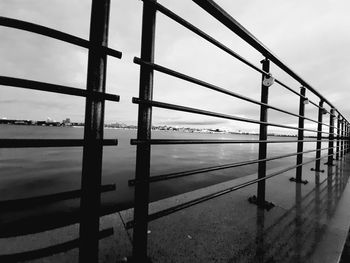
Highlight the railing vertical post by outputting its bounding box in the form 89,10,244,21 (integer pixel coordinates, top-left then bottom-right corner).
344,122,346,154
326,108,335,166
295,87,306,183
311,100,324,172
79,0,110,262
336,114,340,160
346,123,348,154
340,118,344,158
347,123,349,153
257,58,270,207
132,0,157,262
345,122,350,153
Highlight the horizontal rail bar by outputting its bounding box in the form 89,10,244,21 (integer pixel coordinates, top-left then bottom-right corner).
0,16,122,59
134,58,324,126
129,147,329,185
0,228,113,263
272,80,325,116
0,139,118,148
150,1,266,75
273,79,302,98
131,139,337,145
150,1,316,104
0,184,116,210
0,76,120,101
132,97,330,134
126,153,333,228
192,0,337,111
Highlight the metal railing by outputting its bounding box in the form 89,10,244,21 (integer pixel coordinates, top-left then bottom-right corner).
129,0,350,261
0,0,349,262
0,0,121,262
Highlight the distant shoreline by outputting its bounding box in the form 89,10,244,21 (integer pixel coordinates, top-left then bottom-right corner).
0,123,320,138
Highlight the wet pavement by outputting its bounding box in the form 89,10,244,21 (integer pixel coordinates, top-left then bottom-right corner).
1,155,350,262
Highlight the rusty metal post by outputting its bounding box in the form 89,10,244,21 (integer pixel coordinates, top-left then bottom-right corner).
294,87,307,183
326,108,335,166
336,114,340,160
257,58,270,207
311,100,324,172
132,0,157,262
79,0,110,262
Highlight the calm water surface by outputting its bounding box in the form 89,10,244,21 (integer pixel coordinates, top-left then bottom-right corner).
0,125,324,211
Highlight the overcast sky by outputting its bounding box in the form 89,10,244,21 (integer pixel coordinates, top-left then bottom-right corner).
0,0,349,133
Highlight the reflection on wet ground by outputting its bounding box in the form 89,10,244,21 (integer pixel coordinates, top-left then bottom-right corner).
1,158,349,263
138,157,350,263
234,165,348,263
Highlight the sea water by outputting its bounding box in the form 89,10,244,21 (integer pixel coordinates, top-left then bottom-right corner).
0,124,323,211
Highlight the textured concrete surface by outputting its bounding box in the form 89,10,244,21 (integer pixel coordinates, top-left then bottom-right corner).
1,156,350,262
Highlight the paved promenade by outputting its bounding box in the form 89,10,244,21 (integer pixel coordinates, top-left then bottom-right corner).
1,155,350,262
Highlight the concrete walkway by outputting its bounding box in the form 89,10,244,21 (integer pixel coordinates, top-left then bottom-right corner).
1,156,350,262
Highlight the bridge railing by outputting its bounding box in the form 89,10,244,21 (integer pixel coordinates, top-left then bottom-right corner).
0,0,349,262
0,0,121,262
129,0,350,261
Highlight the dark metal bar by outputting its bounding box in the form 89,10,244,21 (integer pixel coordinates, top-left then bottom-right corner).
0,16,122,59
257,58,270,206
311,100,324,172
148,1,266,75
134,58,323,126
345,123,348,154
79,0,110,262
129,147,329,185
346,122,350,153
148,0,326,107
340,119,344,158
0,184,115,210
0,228,113,263
344,123,347,154
309,99,323,110
336,115,341,160
0,139,118,148
347,123,349,153
274,79,305,99
132,0,157,261
295,87,306,182
126,154,331,229
326,108,335,166
0,76,120,102
130,139,334,145
192,0,338,112
133,97,331,134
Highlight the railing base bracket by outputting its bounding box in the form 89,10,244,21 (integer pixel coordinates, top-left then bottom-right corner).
310,168,325,173
289,177,308,184
248,195,275,211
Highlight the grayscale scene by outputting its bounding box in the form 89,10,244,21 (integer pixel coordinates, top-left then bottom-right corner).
1,0,350,262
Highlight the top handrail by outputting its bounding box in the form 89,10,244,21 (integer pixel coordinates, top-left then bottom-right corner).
0,16,122,59
192,0,340,114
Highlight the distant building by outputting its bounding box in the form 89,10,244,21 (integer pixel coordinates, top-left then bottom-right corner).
62,118,71,126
